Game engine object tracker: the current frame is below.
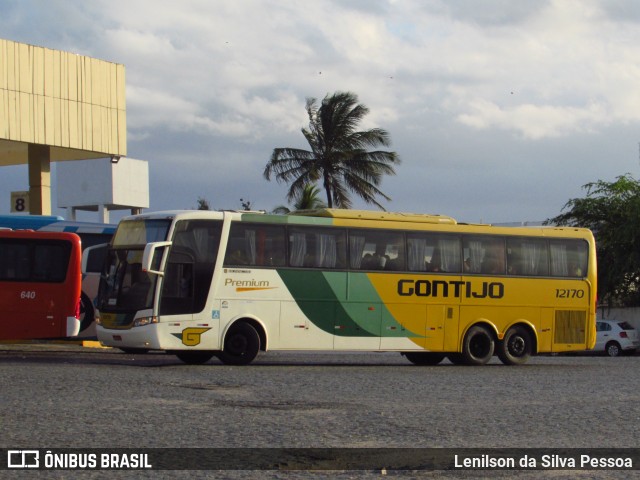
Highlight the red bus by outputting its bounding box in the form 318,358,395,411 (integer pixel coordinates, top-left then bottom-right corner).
0,230,82,340
0,215,116,336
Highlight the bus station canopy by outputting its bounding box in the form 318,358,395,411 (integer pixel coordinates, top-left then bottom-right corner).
0,38,127,165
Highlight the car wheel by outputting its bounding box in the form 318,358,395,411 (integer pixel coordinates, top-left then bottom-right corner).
605,341,621,357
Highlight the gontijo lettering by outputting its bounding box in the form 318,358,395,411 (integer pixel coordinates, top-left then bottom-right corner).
398,279,505,299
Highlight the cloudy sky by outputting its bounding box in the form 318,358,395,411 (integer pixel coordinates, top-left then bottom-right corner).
2,0,640,223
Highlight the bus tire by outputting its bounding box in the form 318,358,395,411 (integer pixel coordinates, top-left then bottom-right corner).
403,352,445,365
498,325,533,365
174,351,216,365
79,292,95,332
461,325,495,365
217,322,260,365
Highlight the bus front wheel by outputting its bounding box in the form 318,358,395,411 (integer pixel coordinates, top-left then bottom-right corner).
217,322,260,365
461,325,495,365
497,325,532,365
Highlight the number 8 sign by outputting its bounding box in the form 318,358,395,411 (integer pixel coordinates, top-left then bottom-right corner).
10,191,29,213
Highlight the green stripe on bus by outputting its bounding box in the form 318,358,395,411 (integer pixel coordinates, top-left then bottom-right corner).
277,270,420,338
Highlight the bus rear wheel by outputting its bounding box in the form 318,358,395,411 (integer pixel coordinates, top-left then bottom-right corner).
497,325,532,365
174,351,216,365
403,352,445,365
217,322,260,365
461,325,495,365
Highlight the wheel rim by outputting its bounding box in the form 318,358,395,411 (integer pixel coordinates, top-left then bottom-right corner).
508,335,526,357
607,344,619,356
469,332,492,359
227,334,248,356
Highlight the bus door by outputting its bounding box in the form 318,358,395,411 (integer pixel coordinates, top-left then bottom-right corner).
159,247,196,321
426,305,450,351
158,220,222,343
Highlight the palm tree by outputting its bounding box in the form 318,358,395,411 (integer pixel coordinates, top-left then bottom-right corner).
272,183,327,214
264,91,400,209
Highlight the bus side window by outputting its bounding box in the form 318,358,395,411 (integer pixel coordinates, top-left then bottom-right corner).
225,224,286,267
550,239,588,277
463,237,505,275
288,227,346,269
349,230,405,271
506,238,548,276
407,234,461,273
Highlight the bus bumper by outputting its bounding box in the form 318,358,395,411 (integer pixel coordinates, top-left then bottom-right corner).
97,325,164,350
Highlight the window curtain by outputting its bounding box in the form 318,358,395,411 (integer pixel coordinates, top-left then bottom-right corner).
550,243,568,276
465,240,483,273
522,242,543,275
316,234,337,268
407,237,427,271
440,239,461,272
289,232,307,267
244,229,256,265
349,236,366,269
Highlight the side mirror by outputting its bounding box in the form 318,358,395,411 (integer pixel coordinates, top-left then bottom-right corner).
142,241,172,275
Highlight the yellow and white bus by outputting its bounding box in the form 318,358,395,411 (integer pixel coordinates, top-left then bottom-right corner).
93,209,597,366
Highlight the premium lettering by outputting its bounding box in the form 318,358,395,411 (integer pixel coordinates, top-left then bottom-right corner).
225,278,270,287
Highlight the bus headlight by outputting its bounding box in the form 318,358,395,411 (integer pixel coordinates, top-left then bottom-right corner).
133,316,159,327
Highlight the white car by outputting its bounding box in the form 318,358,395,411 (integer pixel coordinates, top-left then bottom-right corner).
595,320,639,357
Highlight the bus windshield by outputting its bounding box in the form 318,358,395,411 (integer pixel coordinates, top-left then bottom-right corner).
99,248,155,312
112,219,172,247
98,219,171,312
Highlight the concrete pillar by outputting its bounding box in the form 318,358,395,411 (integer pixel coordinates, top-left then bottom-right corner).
28,144,52,215
99,204,110,223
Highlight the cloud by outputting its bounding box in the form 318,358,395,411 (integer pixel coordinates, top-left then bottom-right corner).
456,100,609,140
3,0,640,223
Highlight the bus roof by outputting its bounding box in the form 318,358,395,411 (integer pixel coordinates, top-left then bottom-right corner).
0,214,65,230
291,209,458,224
0,215,115,235
118,209,592,240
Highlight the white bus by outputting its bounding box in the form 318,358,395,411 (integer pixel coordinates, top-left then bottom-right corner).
93,209,597,365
